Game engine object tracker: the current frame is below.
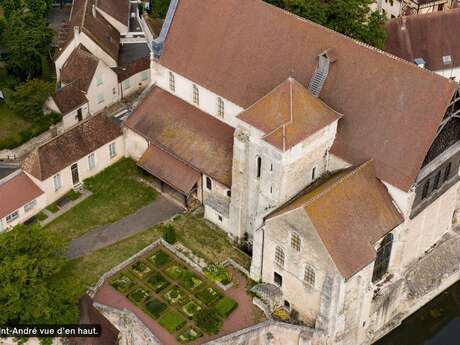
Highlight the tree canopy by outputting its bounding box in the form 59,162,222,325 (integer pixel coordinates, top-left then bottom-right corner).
265,0,386,48
0,224,78,325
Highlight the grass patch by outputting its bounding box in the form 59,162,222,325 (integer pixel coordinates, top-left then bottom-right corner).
66,190,81,201
215,297,238,318
146,271,170,293
180,272,203,291
44,158,158,242
162,286,186,305
46,203,59,213
164,263,186,281
203,264,232,285
128,287,150,305
182,300,201,318
177,327,202,343
158,310,186,333
195,287,222,306
194,309,223,335
129,260,152,278
110,273,135,293
149,250,170,267
144,298,167,319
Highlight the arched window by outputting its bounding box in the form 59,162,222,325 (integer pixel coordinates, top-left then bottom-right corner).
372,233,394,283
291,232,301,251
275,246,285,267
169,72,175,92
304,265,315,288
217,97,224,117
192,84,199,105
256,156,262,178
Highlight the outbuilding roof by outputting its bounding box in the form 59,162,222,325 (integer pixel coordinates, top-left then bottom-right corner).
125,87,235,187
384,9,460,71
0,172,44,219
52,83,88,115
238,78,342,151
159,0,457,191
268,161,403,279
61,45,99,92
97,0,130,27
22,115,122,181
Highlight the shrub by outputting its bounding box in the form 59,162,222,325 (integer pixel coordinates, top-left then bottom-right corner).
46,203,59,213
182,301,201,318
195,287,222,305
158,310,186,333
162,224,177,244
203,264,231,285
146,272,170,293
128,287,150,305
110,274,135,293
215,297,238,318
164,263,185,280
194,309,223,334
66,190,81,201
129,260,152,278
149,250,170,267
180,272,202,291
36,212,48,221
177,327,202,343
162,286,184,305
144,299,167,319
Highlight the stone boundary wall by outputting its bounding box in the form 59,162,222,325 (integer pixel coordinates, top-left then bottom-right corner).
223,257,250,277
94,302,161,345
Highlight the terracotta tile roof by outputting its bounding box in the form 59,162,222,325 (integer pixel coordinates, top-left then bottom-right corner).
22,115,122,181
97,0,129,26
238,78,342,151
384,9,460,71
61,45,99,92
52,83,88,114
0,172,44,219
57,0,120,62
268,161,403,279
125,87,235,187
159,0,458,191
114,55,149,81
69,294,119,345
138,145,201,194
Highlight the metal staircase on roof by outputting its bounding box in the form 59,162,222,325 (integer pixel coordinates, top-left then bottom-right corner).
308,53,331,97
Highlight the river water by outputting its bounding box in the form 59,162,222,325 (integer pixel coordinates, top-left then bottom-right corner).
374,281,460,345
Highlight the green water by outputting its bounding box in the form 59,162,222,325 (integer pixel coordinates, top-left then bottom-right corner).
375,281,460,345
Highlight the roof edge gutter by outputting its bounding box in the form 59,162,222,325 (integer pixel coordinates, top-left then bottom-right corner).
152,0,179,59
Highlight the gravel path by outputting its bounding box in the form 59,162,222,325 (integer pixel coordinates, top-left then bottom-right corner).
66,195,183,259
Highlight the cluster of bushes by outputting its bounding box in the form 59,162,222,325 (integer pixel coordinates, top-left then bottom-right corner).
162,224,177,244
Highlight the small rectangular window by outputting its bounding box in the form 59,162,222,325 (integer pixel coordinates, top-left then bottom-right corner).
53,174,62,191
206,177,212,190
218,215,223,222
6,210,19,223
24,199,37,213
109,142,117,159
88,153,96,170
217,97,224,117
433,170,441,190
312,167,316,180
96,75,103,86
96,93,104,104
274,272,283,287
122,79,130,90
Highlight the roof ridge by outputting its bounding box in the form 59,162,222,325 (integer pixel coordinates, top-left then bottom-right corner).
301,160,373,209
258,0,457,86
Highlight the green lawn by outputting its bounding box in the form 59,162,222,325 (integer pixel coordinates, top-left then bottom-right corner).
44,158,158,242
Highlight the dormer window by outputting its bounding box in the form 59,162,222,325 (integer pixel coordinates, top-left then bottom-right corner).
192,84,199,105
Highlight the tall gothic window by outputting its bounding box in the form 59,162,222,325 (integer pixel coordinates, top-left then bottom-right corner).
304,265,316,288
291,232,301,251
372,233,393,283
169,72,175,92
275,246,285,267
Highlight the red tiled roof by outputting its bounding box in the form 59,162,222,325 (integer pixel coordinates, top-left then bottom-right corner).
22,115,122,181
238,78,342,151
268,161,403,279
138,145,201,194
52,83,88,114
61,45,99,92
0,173,44,219
159,0,457,191
384,9,460,71
125,87,235,187
97,0,129,26
114,56,150,81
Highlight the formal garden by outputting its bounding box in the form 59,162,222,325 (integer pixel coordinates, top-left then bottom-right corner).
109,247,239,343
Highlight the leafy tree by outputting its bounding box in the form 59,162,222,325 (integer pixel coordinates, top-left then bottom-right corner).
265,0,386,48
0,0,53,18
7,79,54,120
151,0,171,18
0,224,78,325
0,0,23,18
162,224,177,244
3,12,53,79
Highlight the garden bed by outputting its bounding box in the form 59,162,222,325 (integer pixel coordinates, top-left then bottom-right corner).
108,246,239,342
